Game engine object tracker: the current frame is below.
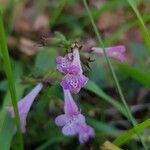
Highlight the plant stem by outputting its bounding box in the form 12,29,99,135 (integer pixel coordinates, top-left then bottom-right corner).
82,0,148,149
0,11,24,150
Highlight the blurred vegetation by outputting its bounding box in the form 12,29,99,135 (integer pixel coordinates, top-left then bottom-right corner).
0,0,150,150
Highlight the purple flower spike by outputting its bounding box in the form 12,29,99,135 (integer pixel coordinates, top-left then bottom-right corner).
55,90,95,143
91,45,126,62
7,83,43,132
78,124,95,144
60,74,88,94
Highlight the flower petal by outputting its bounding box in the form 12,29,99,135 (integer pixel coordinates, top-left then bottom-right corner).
72,48,83,74
56,53,73,74
91,45,126,62
63,90,79,115
78,124,95,144
62,122,78,136
7,83,43,132
55,114,69,126
61,74,88,94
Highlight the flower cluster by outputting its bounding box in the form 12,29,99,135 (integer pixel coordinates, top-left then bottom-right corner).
55,45,95,143
56,46,88,94
6,43,126,144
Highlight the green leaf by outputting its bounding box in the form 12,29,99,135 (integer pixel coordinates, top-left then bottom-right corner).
35,47,57,75
118,64,150,88
87,118,119,136
0,11,24,149
85,80,127,117
113,118,150,146
0,115,15,150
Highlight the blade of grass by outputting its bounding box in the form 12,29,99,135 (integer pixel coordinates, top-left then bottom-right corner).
118,63,150,88
50,0,67,26
82,0,148,149
104,13,150,46
113,118,150,146
82,0,128,27
127,0,150,54
85,80,128,117
0,114,15,150
3,0,21,34
36,137,64,150
0,84,26,150
0,11,24,150
87,118,119,136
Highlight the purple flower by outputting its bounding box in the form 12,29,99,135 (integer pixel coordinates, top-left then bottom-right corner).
91,45,126,62
56,53,77,74
56,48,83,74
78,124,95,144
55,89,95,143
60,74,88,94
7,83,43,132
56,48,88,93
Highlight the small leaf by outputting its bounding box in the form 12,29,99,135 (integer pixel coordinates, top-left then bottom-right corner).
85,80,127,117
118,64,150,87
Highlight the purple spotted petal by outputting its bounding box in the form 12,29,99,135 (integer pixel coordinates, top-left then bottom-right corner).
64,65,80,74
78,124,95,144
60,74,88,94
7,83,43,132
62,114,85,136
56,48,83,74
91,45,126,62
56,53,73,74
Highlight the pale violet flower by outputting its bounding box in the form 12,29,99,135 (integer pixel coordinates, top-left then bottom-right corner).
56,48,83,75
55,89,95,143
91,45,126,62
78,124,95,144
60,73,88,94
56,53,80,74
7,83,43,132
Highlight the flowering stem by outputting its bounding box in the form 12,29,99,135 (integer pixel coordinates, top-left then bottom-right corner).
82,0,148,149
0,11,24,150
